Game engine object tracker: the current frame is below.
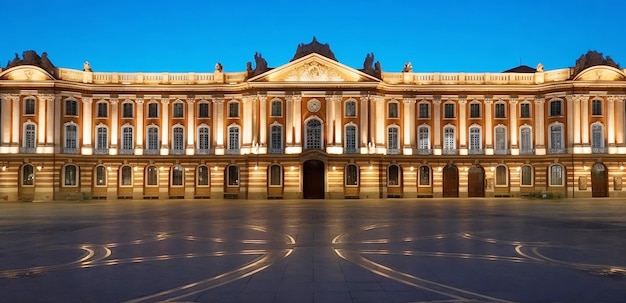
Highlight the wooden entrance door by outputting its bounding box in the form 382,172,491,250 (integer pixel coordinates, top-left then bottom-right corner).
468,164,485,197
303,160,325,199
442,164,459,197
591,162,608,197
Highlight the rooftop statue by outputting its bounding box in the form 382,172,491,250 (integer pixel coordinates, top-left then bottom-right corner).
361,53,382,79
402,62,413,72
215,62,223,73
248,52,270,77
573,50,620,77
83,61,92,72
290,37,338,62
536,63,544,72
4,50,57,77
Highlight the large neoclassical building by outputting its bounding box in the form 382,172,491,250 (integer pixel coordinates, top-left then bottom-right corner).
1,39,625,201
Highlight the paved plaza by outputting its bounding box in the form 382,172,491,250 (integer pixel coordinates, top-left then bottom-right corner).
1,198,625,303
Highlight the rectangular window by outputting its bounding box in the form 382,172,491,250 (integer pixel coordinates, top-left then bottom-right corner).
270,125,282,153
550,165,563,186
198,127,210,151
418,103,430,118
345,125,357,154
24,99,36,115
592,100,603,116
271,101,282,117
147,128,159,152
197,166,209,186
172,127,184,151
122,103,133,118
418,127,429,150
97,103,108,118
495,103,506,118
269,165,282,186
419,166,430,186
148,103,159,118
173,103,184,118
198,103,210,118
444,103,455,118
95,166,106,186
345,101,357,117
520,103,531,118
147,166,158,186
388,128,399,151
550,101,562,116
228,102,239,118
469,103,480,118
388,102,399,118
521,166,533,186
65,100,78,116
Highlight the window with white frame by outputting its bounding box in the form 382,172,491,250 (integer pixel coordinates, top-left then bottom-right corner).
197,165,209,186
23,123,36,149
520,102,531,118
549,164,564,186
549,100,562,116
270,124,283,154
418,102,430,118
549,123,564,152
271,100,282,117
65,99,78,116
344,124,357,154
387,165,400,186
197,126,210,152
22,164,34,186
96,102,108,118
591,123,604,150
96,126,108,150
521,165,533,186
469,103,481,118
120,166,132,186
305,119,322,150
95,165,106,186
172,102,184,118
171,165,184,186
494,102,506,118
147,102,159,118
146,166,158,186
64,124,77,151
495,165,508,186
591,99,603,116
24,98,36,115
172,126,185,152
198,102,210,118
520,126,532,152
228,126,240,152
419,165,431,186
269,164,282,186
418,126,430,151
494,126,507,153
443,126,455,151
388,101,399,118
64,164,78,186
122,102,134,118
444,103,455,118
227,165,239,186
345,100,357,117
387,126,400,152
469,126,481,152
145,126,159,153
121,126,134,151
228,101,239,118
345,164,358,186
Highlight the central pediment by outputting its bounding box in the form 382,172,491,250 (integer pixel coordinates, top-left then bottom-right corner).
248,53,380,83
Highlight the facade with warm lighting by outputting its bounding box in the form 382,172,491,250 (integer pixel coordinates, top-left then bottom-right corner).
1,43,626,201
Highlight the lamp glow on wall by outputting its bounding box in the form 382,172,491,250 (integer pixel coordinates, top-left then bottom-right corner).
36,164,43,171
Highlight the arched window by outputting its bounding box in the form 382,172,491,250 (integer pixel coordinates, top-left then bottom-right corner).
495,165,508,186
344,123,357,154
520,126,533,154
268,164,282,186
95,125,108,154
270,124,283,154
23,123,36,150
469,126,482,154
345,100,357,117
228,101,240,118
121,125,134,154
147,102,159,118
494,102,506,118
387,125,400,154
549,164,564,186
591,123,604,153
227,165,240,186
388,101,399,118
549,122,564,153
494,125,507,154
95,165,107,186
146,125,159,154
65,99,78,116
227,125,240,154
417,125,430,153
305,119,323,150
520,165,533,186
172,126,185,154
549,99,563,116
120,166,133,186
22,164,35,186
172,101,184,118
64,123,78,153
443,126,456,154
271,99,282,117
387,165,400,186
146,166,158,186
63,164,79,187
418,165,431,186
197,125,210,154
345,164,359,186
197,165,209,186
24,97,36,115
171,165,184,186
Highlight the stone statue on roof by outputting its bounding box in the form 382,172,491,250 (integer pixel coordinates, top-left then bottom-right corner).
215,62,223,73
403,62,413,72
536,63,543,72
83,61,92,72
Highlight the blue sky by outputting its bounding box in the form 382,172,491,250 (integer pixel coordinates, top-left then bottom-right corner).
2,0,625,73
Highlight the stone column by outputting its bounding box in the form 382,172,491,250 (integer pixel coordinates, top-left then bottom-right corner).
285,95,293,146
484,97,493,153
509,98,518,153
135,98,144,154
214,97,224,154
38,94,47,146
433,97,441,153
334,95,341,146
616,96,625,145
0,94,15,146
607,96,616,146
325,96,334,146
293,94,302,148
186,97,195,155
258,95,267,148
360,94,369,153
581,95,589,146
375,97,385,149
534,97,545,154
81,97,93,154
11,95,20,146
458,97,467,154
54,95,62,153
45,95,55,146
110,98,119,153
571,95,580,145
242,96,253,151
403,98,415,154
160,98,170,155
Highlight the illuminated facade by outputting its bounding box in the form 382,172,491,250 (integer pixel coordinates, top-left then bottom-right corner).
1,42,625,201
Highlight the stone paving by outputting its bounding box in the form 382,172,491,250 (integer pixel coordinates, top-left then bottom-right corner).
1,198,625,303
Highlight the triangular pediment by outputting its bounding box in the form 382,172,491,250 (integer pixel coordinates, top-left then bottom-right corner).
248,54,380,83
0,65,55,81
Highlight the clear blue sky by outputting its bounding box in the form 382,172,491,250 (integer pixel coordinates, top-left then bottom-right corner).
2,0,625,73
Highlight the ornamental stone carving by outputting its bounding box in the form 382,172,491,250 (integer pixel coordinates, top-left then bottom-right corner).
307,99,321,112
286,62,343,81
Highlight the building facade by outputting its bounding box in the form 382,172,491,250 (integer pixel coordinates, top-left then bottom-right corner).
1,42,625,201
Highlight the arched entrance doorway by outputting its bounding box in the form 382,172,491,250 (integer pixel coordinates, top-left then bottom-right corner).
468,164,485,197
303,160,325,199
442,164,459,197
591,162,608,197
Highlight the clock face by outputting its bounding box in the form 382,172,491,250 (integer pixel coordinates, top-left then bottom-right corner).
307,99,321,112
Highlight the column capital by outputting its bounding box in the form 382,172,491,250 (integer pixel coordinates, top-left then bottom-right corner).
534,97,545,104
40,94,56,102
161,98,170,105
573,94,588,102
257,94,267,103
185,98,195,105
432,96,442,104
458,98,467,105
509,98,518,105
0,93,20,101
135,98,144,105
402,98,416,104
81,97,93,104
110,98,119,104
483,98,492,105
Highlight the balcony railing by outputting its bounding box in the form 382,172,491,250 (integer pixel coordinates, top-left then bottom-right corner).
19,147,36,154
144,149,159,155
63,147,78,154
548,148,566,154
520,148,535,155
119,149,134,155
415,148,432,155
226,148,241,155
592,147,608,154
94,148,109,155
195,148,212,155
494,149,509,155
269,148,284,154
344,147,358,154
170,149,185,155
387,149,401,155
468,148,484,155
442,148,458,155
